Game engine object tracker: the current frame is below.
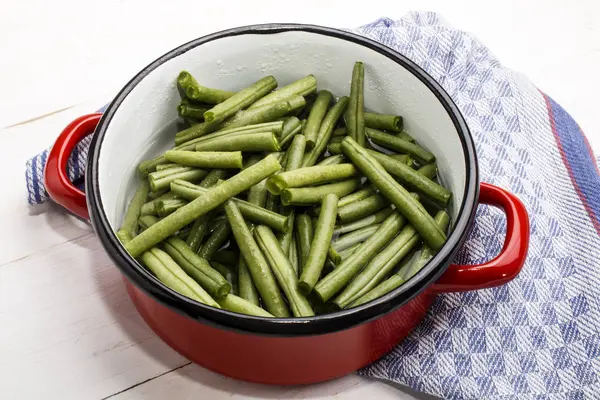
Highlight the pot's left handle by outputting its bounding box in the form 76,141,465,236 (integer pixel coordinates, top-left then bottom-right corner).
44,113,103,220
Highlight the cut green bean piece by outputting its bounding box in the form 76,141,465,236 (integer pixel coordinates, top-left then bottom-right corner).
366,128,435,164
125,155,281,257
118,180,150,239
328,143,341,154
332,127,347,137
225,200,290,317
186,214,212,252
337,193,388,223
204,76,277,123
336,242,363,264
316,154,345,166
279,117,303,149
289,235,299,275
331,224,382,252
175,121,284,147
177,99,211,119
302,96,349,167
312,186,376,216
170,180,289,232
366,150,450,205
195,131,280,152
162,237,231,298
298,193,338,293
212,261,238,295
222,99,296,131
142,248,219,307
198,221,231,259
201,169,229,188
139,155,169,176
314,212,406,302
364,112,403,132
329,136,343,144
155,163,180,171
250,75,316,109
388,153,414,166
238,257,260,306
177,71,235,104
217,294,273,317
281,178,360,206
157,198,188,217
334,206,394,235
303,90,333,149
148,167,207,192
295,213,314,275
341,137,446,250
165,151,243,169
267,164,358,195
147,188,169,200
395,131,415,143
346,62,365,146
334,224,419,308
255,226,314,317
138,214,160,230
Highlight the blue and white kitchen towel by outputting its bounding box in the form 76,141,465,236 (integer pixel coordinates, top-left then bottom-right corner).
26,11,600,399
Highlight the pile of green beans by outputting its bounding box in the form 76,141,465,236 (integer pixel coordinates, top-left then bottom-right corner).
117,65,453,318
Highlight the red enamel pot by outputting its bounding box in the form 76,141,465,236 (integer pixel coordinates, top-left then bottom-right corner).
44,24,529,385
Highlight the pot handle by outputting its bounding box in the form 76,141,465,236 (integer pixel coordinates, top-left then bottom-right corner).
433,182,530,292
44,113,103,220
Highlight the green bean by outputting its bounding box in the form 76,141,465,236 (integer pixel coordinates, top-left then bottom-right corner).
193,131,279,152
177,71,235,104
175,121,284,147
303,90,333,149
346,62,365,146
125,155,281,257
238,257,260,306
212,250,238,267
148,167,207,192
116,229,132,244
198,221,231,259
204,76,277,123
177,99,211,119
280,178,360,206
313,212,406,302
165,151,243,169
417,163,438,180
279,117,303,149
328,143,341,154
139,156,169,176
186,214,212,252
138,214,160,231
162,237,231,298
329,136,343,144
364,112,403,132
201,169,229,187
316,154,345,166
250,75,316,109
366,150,450,205
211,261,238,295
157,198,188,217
142,248,219,307
224,200,290,317
331,224,381,252
366,128,435,164
118,180,150,239
146,188,169,200
350,211,449,308
337,193,388,223
297,193,338,293
267,164,358,195
222,99,297,131
340,137,446,250
395,131,415,143
155,163,180,171
336,242,363,264
334,224,419,308
388,153,414,167
217,294,273,317
288,235,299,275
401,210,450,280
311,186,376,216
278,212,295,256
255,226,314,317
295,214,314,275
334,207,394,235
327,246,342,265
332,127,347,137
302,97,349,167
170,180,289,232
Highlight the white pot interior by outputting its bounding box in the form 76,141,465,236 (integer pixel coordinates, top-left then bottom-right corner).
98,29,467,229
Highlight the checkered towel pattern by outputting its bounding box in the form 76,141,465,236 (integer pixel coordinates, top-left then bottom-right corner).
25,12,600,399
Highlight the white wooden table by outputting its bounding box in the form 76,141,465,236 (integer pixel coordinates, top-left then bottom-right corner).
1,1,598,399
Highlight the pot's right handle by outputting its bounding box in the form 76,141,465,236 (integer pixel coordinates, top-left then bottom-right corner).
433,182,530,293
